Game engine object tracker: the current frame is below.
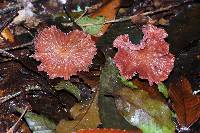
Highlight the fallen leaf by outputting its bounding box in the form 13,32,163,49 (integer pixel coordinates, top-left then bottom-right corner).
69,101,89,120
158,18,169,26
168,76,200,128
16,108,56,133
76,128,136,133
99,57,136,130
56,90,100,132
20,122,32,133
0,114,31,133
55,80,81,101
76,16,105,36
90,0,121,37
115,87,175,133
1,27,15,44
132,79,165,102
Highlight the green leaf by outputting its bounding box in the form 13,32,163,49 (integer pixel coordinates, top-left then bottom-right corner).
157,82,168,98
115,87,175,133
118,75,138,89
99,57,136,130
76,16,105,36
16,108,56,133
54,81,81,101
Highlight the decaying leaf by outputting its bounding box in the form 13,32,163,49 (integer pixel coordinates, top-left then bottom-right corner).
168,76,200,128
55,81,81,101
99,58,136,130
16,108,56,133
1,27,15,44
76,128,136,133
76,16,105,36
56,90,100,132
158,18,169,26
0,114,31,133
132,79,165,102
90,0,121,37
115,87,175,133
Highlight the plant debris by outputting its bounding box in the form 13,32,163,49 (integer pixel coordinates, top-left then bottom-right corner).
169,76,200,130
0,0,199,132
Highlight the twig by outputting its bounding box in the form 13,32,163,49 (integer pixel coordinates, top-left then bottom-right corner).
0,41,33,60
0,49,17,59
6,106,28,133
80,4,179,27
0,85,42,104
74,9,88,22
3,41,33,51
67,0,193,27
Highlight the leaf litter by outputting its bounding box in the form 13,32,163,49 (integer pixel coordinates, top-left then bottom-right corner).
0,0,199,132
115,87,175,133
168,76,200,130
56,88,100,132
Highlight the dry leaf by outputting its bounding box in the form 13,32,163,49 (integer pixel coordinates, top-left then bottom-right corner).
56,90,100,132
1,27,15,44
168,76,200,128
158,18,169,26
132,79,165,102
76,128,136,133
91,0,121,37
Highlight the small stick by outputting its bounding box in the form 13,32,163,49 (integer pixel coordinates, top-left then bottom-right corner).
6,106,28,133
74,9,88,22
0,49,16,59
0,85,42,104
0,41,33,60
74,0,193,27
3,41,33,51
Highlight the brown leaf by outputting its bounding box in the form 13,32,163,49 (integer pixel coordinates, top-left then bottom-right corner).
132,79,165,102
158,18,169,26
78,70,100,88
76,128,137,133
56,90,100,132
1,27,15,44
168,76,200,128
91,0,121,37
0,114,31,133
